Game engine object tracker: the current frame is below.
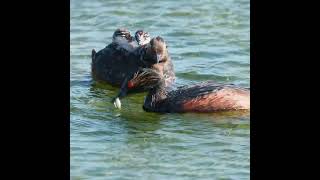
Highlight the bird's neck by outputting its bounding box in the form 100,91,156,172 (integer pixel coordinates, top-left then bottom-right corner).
144,81,168,109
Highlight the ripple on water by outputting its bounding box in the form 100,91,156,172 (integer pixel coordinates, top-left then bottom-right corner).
71,0,250,179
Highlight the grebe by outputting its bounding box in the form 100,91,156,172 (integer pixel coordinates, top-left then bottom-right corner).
111,28,151,52
134,29,151,46
91,28,157,85
91,32,175,106
112,36,175,108
119,68,250,113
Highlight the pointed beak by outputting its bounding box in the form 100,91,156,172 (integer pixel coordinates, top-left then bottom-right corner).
156,54,161,63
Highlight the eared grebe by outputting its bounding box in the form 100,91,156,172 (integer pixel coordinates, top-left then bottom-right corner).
91,28,154,85
120,68,250,113
91,32,175,106
112,36,175,108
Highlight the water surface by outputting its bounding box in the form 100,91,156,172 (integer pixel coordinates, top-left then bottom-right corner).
71,0,250,179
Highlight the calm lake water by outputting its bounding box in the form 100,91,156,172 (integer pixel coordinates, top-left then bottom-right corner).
70,0,250,179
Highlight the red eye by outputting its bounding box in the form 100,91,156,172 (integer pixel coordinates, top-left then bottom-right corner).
127,81,134,88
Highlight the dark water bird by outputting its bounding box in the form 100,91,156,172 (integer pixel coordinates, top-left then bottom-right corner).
121,68,250,113
91,29,175,107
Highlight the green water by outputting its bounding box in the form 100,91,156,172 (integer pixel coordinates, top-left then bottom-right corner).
70,0,250,179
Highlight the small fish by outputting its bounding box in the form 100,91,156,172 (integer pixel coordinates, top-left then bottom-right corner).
113,97,121,109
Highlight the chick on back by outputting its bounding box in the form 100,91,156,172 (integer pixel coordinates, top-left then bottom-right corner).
112,28,151,52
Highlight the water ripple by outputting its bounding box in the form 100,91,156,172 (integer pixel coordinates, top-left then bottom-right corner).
71,0,250,179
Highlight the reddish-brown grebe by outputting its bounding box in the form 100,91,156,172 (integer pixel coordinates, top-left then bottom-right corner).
119,68,250,113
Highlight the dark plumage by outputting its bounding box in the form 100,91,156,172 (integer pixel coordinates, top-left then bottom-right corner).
91,33,175,102
126,68,250,113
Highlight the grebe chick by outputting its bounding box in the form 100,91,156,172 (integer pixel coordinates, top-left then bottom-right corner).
134,30,151,46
